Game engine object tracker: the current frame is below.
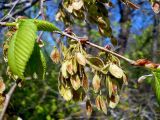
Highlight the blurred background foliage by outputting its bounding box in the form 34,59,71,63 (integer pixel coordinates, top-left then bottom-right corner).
0,0,160,119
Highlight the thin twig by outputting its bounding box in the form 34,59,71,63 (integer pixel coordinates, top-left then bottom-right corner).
0,0,29,10
1,0,39,22
53,31,136,65
0,0,20,22
37,0,46,42
40,0,45,20
0,80,21,120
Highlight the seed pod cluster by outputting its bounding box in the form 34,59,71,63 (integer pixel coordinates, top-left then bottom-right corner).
88,53,127,114
56,0,117,45
57,42,88,102
53,41,127,115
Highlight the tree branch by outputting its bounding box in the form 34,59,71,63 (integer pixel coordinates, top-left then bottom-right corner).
0,21,159,68
0,80,21,120
53,31,160,69
53,31,136,65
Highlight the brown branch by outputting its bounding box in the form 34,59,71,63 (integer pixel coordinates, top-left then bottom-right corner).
0,80,21,120
53,31,136,65
53,31,160,69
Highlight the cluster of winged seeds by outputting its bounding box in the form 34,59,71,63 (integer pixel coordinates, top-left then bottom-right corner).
50,39,128,115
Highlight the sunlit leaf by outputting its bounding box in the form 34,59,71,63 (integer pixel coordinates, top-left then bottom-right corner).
75,52,86,66
92,73,101,93
95,95,101,110
109,64,123,79
20,19,61,31
73,87,86,101
8,21,37,79
63,88,73,101
61,61,69,78
72,0,84,10
99,96,107,114
66,60,74,75
70,75,81,90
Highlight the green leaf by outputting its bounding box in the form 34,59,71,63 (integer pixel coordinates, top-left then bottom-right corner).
153,70,160,105
34,19,61,31
19,19,61,32
25,43,46,80
8,21,37,79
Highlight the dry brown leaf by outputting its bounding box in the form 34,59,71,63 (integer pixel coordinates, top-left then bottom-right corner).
50,47,60,64
0,78,5,94
61,62,69,78
86,99,92,117
152,2,160,14
92,73,101,93
70,75,81,90
99,96,107,114
95,95,101,110
66,60,74,75
82,73,89,91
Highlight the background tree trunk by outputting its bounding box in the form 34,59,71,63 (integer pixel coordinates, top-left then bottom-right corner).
152,13,160,62
118,1,131,54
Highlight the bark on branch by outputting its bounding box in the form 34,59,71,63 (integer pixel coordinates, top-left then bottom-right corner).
0,80,21,120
